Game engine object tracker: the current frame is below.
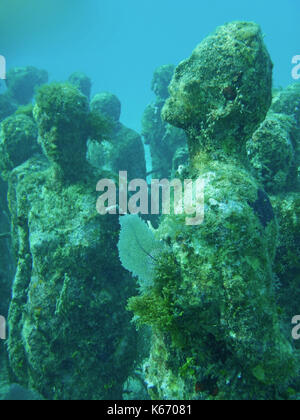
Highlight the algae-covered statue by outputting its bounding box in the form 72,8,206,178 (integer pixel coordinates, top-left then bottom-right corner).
142,65,188,179
245,83,300,354
125,22,299,400
87,92,147,180
6,83,137,400
68,72,92,99
247,84,300,194
0,66,48,123
247,83,300,351
0,109,38,318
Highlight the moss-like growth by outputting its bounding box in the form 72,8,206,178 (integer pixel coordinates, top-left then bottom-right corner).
271,193,300,348
162,21,272,159
272,193,300,282
0,114,39,180
247,113,296,193
247,84,300,194
34,83,111,181
87,108,114,143
4,75,138,400
271,84,300,190
6,156,137,399
271,84,300,123
14,104,35,119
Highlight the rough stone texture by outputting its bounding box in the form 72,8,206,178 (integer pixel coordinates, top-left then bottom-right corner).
247,113,296,193
247,84,300,194
0,103,40,398
162,22,273,160
6,82,137,400
271,84,300,190
88,92,146,180
246,84,300,359
33,83,91,182
142,65,188,179
271,193,300,348
126,22,299,400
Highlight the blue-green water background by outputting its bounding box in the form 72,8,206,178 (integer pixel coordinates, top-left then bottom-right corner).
0,0,299,131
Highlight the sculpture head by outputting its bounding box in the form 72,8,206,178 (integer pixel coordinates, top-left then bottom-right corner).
68,72,92,99
6,66,48,105
151,64,175,100
91,92,121,123
162,22,273,157
34,83,90,180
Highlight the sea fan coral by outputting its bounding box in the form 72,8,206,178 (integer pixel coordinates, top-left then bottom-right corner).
118,214,164,292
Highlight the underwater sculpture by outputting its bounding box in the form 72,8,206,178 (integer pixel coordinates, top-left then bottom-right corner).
88,92,147,180
0,112,40,180
0,66,48,122
246,83,300,349
0,104,39,398
68,72,92,99
0,111,28,328
5,66,48,106
121,22,299,399
0,103,43,315
142,65,188,180
0,176,14,320
247,83,300,194
264,86,300,349
6,83,137,400
271,193,300,340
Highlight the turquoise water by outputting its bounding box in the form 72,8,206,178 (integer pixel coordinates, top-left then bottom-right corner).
1,0,299,130
0,0,300,401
